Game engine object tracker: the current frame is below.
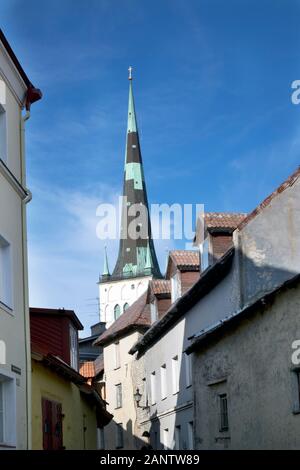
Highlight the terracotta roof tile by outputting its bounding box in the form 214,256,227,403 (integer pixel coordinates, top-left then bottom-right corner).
170,250,200,270
205,212,247,230
150,279,171,295
79,361,95,378
95,291,150,346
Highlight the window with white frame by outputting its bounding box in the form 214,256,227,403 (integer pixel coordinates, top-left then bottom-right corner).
0,96,7,164
0,372,16,447
174,425,181,450
115,423,124,449
150,371,156,405
200,237,209,272
187,421,194,450
0,235,12,310
115,383,122,408
171,271,181,303
172,355,179,394
69,325,78,370
185,352,192,388
150,299,158,324
114,342,120,369
160,364,167,400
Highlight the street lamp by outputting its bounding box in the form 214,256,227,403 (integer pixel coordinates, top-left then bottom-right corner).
134,388,142,407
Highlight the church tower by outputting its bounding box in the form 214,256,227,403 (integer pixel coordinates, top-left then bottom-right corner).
99,68,161,327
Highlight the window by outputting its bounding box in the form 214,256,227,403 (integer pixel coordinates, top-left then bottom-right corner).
163,428,169,450
69,325,78,370
171,272,181,303
150,372,156,405
123,302,129,313
160,364,167,400
200,238,209,271
219,394,229,431
114,304,121,320
114,342,120,369
185,353,192,388
153,431,158,450
150,300,158,324
187,421,194,450
0,373,16,447
172,356,179,394
174,425,181,450
115,383,122,409
0,235,12,310
115,423,124,449
0,102,7,164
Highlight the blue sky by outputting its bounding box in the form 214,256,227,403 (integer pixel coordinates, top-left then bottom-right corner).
1,0,299,332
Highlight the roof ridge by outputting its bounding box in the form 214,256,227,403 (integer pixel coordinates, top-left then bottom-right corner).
237,166,300,232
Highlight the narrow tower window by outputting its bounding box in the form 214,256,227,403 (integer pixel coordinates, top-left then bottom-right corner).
114,304,121,320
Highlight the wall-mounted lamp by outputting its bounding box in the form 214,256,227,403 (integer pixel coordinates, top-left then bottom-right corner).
134,388,150,410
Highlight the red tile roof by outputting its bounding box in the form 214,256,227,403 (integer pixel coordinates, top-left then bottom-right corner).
150,279,171,295
170,250,200,270
94,291,150,346
80,361,95,378
205,212,247,230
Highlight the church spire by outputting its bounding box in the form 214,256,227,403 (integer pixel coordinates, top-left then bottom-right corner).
111,68,161,280
102,246,110,277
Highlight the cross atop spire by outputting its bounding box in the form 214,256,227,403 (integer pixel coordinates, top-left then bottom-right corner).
128,66,133,81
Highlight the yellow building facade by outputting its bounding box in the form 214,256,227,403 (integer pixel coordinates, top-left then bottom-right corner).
31,355,105,450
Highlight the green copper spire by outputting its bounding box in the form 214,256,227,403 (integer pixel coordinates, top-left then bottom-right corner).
127,66,137,133
102,246,110,276
109,67,162,281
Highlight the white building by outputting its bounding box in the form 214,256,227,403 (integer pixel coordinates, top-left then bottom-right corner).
130,215,246,450
0,29,41,449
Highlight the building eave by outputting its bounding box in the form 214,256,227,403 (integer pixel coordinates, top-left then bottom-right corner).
186,272,300,355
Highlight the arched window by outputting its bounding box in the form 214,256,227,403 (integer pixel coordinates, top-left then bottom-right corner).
123,303,129,313
114,304,121,321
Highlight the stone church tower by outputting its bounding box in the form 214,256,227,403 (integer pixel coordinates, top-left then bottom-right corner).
99,69,161,327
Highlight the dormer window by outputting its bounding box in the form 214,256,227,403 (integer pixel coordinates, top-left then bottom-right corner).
171,271,181,303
